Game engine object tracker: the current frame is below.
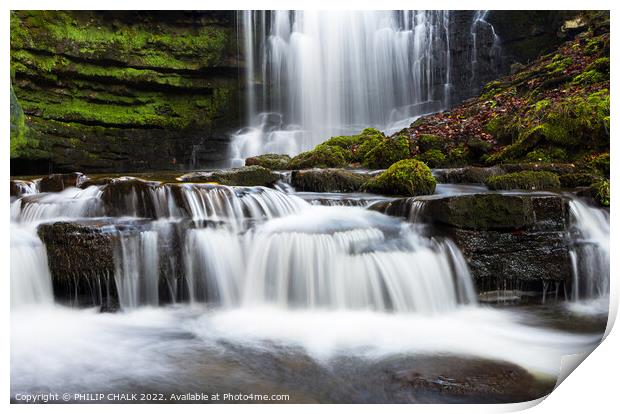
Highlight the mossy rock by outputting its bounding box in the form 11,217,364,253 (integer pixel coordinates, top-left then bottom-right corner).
422,193,568,231
588,152,610,177
467,138,494,161
486,171,561,191
178,166,280,187
559,173,599,188
362,134,410,169
525,147,567,162
414,149,446,168
363,159,436,196
291,169,370,193
288,145,348,169
245,154,291,170
591,179,610,206
417,134,446,152
321,127,385,163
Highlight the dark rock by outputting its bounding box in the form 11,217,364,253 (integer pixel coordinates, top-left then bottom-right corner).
10,180,36,197
501,162,576,175
422,193,569,231
178,166,280,187
38,172,87,192
245,154,291,170
450,228,571,287
100,178,160,218
37,222,117,306
291,169,370,193
434,166,504,184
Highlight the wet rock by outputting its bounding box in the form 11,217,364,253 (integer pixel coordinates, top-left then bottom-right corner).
10,180,36,197
245,154,291,170
451,228,571,286
178,166,280,187
501,162,576,175
291,169,370,193
38,172,87,192
37,221,117,306
390,356,554,403
422,193,568,231
363,159,436,196
434,166,504,184
100,178,160,218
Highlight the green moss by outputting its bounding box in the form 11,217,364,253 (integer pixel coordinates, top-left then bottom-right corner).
363,159,436,196
588,152,610,177
362,134,410,169
10,82,36,158
417,134,446,152
414,149,446,168
525,147,567,162
486,171,561,191
591,179,610,206
11,11,231,70
485,114,520,145
544,55,573,75
321,128,385,162
447,145,470,166
468,138,493,161
559,173,598,188
245,154,291,170
288,145,348,170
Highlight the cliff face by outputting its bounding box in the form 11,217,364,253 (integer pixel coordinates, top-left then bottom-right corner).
10,11,241,173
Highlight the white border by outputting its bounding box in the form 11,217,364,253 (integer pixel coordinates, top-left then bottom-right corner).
2,1,617,413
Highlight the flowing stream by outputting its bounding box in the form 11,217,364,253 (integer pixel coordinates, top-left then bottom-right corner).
10,180,609,400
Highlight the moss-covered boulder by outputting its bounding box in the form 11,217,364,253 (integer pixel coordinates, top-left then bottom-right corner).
178,166,280,187
414,149,446,168
245,153,291,170
486,171,561,191
287,145,348,170
291,169,370,193
362,134,410,169
363,159,436,196
321,128,385,163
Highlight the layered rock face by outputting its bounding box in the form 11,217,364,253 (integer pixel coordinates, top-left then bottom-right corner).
10,11,240,173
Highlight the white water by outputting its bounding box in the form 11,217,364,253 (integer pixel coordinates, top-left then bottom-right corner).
568,199,610,302
231,11,454,164
9,181,610,396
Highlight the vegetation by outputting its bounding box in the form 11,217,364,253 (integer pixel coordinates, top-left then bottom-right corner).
287,145,348,169
486,171,561,191
245,154,291,170
363,159,436,196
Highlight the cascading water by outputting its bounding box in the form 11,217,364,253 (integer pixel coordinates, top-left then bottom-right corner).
568,198,610,302
231,10,454,164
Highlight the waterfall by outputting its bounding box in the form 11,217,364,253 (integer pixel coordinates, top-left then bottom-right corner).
10,226,54,308
568,199,610,300
114,230,160,308
231,10,454,164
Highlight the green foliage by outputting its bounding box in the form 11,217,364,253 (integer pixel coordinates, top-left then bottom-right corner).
485,171,561,191
591,179,610,206
417,134,445,152
544,55,573,75
588,152,610,177
525,147,567,162
288,145,348,170
414,149,446,168
363,159,436,196
362,134,410,169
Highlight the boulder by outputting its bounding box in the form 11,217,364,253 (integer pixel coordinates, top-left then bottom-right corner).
38,172,87,192
37,221,117,307
287,146,349,170
100,178,160,218
434,166,504,184
421,193,568,231
291,169,370,192
363,159,436,196
178,166,280,187
245,153,291,170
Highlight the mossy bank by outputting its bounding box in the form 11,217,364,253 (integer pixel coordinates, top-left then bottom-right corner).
10,11,241,174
